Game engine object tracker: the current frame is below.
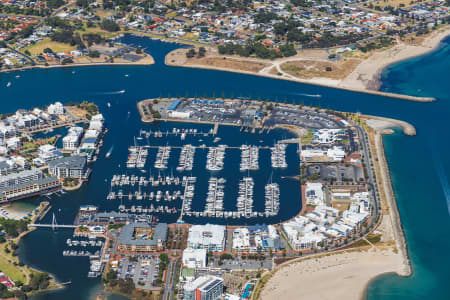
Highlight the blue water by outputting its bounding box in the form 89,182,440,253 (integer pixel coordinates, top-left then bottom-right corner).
366,37,450,299
0,34,447,299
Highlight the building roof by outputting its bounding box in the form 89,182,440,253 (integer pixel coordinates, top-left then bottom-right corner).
118,222,168,246
188,224,226,247
48,156,86,170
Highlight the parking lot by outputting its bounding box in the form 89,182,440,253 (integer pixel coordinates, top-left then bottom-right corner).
117,256,160,290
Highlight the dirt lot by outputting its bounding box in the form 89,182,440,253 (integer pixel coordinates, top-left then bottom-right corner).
280,58,361,80
187,57,269,72
166,48,270,73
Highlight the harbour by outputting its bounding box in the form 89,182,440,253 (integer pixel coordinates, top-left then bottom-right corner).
2,34,447,300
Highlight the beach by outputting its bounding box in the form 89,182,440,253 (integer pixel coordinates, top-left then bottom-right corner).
341,26,450,90
260,247,404,300
165,26,450,101
257,116,413,300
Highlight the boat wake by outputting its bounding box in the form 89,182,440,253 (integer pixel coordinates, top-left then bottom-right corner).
294,93,322,98
432,150,450,215
95,89,125,95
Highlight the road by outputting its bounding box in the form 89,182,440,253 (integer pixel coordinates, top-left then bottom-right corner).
163,258,179,300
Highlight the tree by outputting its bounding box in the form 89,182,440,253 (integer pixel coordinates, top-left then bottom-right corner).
101,19,120,32
46,0,64,9
61,57,73,65
197,47,206,58
186,48,196,58
88,50,100,58
118,278,135,294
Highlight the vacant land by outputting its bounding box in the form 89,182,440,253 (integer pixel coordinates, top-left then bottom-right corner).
25,38,76,55
280,58,361,80
166,48,270,73
188,57,270,73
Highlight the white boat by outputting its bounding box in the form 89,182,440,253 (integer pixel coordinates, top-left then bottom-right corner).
107,102,111,107
105,146,113,159
6,82,11,87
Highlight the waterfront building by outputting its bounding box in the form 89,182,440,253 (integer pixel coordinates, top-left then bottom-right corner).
36,144,63,164
187,224,226,252
48,156,87,179
63,126,83,150
117,222,168,254
169,111,191,119
312,129,343,144
0,124,17,139
6,137,21,149
47,102,65,115
0,169,60,202
0,158,18,176
232,225,283,253
182,248,207,269
184,275,223,300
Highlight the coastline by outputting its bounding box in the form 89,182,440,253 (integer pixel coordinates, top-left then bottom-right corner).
165,26,450,102
254,116,412,300
0,53,155,74
341,25,450,91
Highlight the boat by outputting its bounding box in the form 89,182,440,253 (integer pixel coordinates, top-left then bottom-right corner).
107,102,111,108
6,82,11,87
105,146,114,159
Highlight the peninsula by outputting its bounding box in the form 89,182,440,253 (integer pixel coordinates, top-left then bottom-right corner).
165,25,450,102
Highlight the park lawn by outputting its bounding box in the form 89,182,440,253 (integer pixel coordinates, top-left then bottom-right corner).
301,129,314,145
25,38,76,55
0,247,27,283
77,25,120,40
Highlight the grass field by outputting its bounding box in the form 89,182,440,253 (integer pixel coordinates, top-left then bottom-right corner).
25,38,76,55
301,129,314,145
77,25,120,39
0,246,28,283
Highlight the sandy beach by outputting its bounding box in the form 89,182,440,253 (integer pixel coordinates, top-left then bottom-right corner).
340,26,450,90
257,115,413,300
165,26,450,101
261,248,404,300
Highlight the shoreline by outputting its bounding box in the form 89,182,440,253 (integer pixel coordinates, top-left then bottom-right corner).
342,25,450,92
165,54,436,102
138,99,412,278
0,53,155,74
165,26,450,102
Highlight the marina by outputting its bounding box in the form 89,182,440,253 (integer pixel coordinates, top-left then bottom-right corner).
103,120,300,222
62,235,106,278
240,145,259,171
154,146,171,169
126,145,148,168
271,143,288,168
204,177,225,217
264,182,280,217
237,177,255,218
177,144,195,171
206,145,226,171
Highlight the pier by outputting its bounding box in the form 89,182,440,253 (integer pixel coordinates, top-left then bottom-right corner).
213,123,219,135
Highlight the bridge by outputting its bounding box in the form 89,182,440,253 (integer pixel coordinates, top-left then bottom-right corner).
29,213,77,230
29,224,78,229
